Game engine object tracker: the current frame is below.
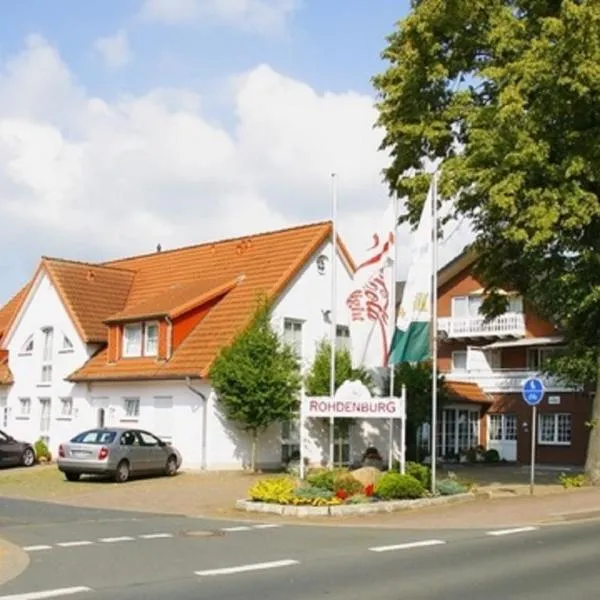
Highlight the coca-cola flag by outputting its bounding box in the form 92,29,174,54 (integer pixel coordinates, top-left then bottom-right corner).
345,199,397,369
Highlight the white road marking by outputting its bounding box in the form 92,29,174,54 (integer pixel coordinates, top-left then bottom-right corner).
487,526,539,537
21,545,52,552
252,524,280,529
0,586,93,600
138,533,173,539
98,536,135,543
195,559,300,577
369,540,447,553
221,526,252,532
56,541,94,548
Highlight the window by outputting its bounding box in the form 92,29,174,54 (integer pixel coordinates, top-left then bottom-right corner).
0,397,7,428
119,431,139,446
283,319,303,357
451,350,467,372
39,398,51,434
70,429,116,445
144,322,159,356
40,327,53,383
18,398,31,418
281,419,300,463
123,397,140,419
20,335,34,355
539,413,571,445
59,397,73,418
138,430,161,446
489,414,517,441
334,428,351,467
452,294,523,318
123,324,143,357
335,325,351,352
61,334,74,352
527,347,565,371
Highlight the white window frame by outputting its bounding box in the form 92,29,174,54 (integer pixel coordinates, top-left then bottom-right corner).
17,397,31,419
334,426,351,467
60,334,74,353
335,324,351,353
451,350,468,372
39,397,51,434
488,413,517,442
40,327,53,383
281,419,300,463
0,397,8,428
19,334,34,356
538,413,571,446
58,397,73,419
527,346,565,371
283,318,303,358
144,322,159,357
122,397,140,421
122,324,143,358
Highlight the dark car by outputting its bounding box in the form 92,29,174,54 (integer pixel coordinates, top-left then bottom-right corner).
0,430,36,468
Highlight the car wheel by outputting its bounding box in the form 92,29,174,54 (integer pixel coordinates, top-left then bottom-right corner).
21,447,35,467
65,472,80,482
165,455,178,477
115,460,130,483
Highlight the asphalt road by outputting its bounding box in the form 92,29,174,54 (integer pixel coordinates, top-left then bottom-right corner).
1,497,599,599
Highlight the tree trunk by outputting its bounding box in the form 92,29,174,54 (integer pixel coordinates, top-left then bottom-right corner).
584,351,600,485
250,429,258,473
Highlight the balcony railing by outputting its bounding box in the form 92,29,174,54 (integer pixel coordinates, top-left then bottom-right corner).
438,313,526,339
445,368,578,393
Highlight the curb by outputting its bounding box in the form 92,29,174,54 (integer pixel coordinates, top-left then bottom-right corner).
0,538,29,586
235,492,480,517
540,508,600,524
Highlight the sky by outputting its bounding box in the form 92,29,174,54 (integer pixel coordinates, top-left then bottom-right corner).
0,0,472,303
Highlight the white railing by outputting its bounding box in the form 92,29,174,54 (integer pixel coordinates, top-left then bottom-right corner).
438,313,526,338
445,369,578,393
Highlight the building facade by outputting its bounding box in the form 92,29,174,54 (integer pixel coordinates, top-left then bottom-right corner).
0,222,402,471
436,251,590,466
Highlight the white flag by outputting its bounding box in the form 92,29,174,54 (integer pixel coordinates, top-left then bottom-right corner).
345,199,397,369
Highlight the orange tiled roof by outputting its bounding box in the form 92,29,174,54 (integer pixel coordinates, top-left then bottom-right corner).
43,259,136,342
0,351,13,384
68,221,343,381
105,275,241,323
0,284,31,339
446,381,491,404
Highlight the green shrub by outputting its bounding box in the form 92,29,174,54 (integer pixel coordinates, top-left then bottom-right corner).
294,485,335,500
406,461,431,488
374,472,425,500
436,478,468,496
346,493,373,504
483,449,500,463
34,439,51,461
558,472,588,488
306,468,340,491
332,473,363,496
248,477,295,504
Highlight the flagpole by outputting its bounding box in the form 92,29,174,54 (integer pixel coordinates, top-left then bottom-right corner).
329,173,338,469
387,194,398,471
430,171,439,494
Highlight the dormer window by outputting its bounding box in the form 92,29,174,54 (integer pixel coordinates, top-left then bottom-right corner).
122,321,159,358
20,335,34,355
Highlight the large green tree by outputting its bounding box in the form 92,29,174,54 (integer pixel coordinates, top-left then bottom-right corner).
209,301,301,471
373,1,600,482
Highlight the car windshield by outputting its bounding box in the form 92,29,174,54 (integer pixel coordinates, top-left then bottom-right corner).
70,430,117,445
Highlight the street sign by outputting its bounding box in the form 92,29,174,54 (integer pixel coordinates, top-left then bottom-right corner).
522,377,545,406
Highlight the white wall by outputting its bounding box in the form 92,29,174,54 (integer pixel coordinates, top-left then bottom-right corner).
2,272,92,456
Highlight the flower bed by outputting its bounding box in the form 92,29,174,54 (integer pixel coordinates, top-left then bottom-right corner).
237,464,475,517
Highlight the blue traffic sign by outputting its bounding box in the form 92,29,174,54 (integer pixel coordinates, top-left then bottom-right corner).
522,377,545,406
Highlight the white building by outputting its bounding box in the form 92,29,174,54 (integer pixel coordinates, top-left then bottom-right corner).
0,222,400,470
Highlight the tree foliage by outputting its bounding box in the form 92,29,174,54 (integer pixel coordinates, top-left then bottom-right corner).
373,1,600,482
209,300,301,471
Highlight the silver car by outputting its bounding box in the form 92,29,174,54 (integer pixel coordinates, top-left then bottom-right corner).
57,427,182,483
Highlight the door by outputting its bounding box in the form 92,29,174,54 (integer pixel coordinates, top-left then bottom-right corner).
118,430,146,474
152,397,174,444
0,431,23,466
488,414,517,461
137,430,168,472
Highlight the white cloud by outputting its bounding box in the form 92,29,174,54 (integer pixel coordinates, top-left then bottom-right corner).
0,35,471,301
139,0,299,35
93,30,133,68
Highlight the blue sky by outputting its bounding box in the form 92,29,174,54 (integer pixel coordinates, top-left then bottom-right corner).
0,1,471,304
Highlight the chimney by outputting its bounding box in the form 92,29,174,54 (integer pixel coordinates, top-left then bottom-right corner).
156,243,162,253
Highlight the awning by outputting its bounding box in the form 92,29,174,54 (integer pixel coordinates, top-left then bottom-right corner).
446,381,492,404
482,336,563,350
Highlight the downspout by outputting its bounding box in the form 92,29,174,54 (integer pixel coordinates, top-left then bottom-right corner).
185,377,208,470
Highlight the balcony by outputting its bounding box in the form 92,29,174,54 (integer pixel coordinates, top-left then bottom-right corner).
445,369,578,394
438,313,526,340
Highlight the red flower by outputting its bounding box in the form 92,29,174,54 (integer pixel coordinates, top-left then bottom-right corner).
364,484,374,497
336,489,349,500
